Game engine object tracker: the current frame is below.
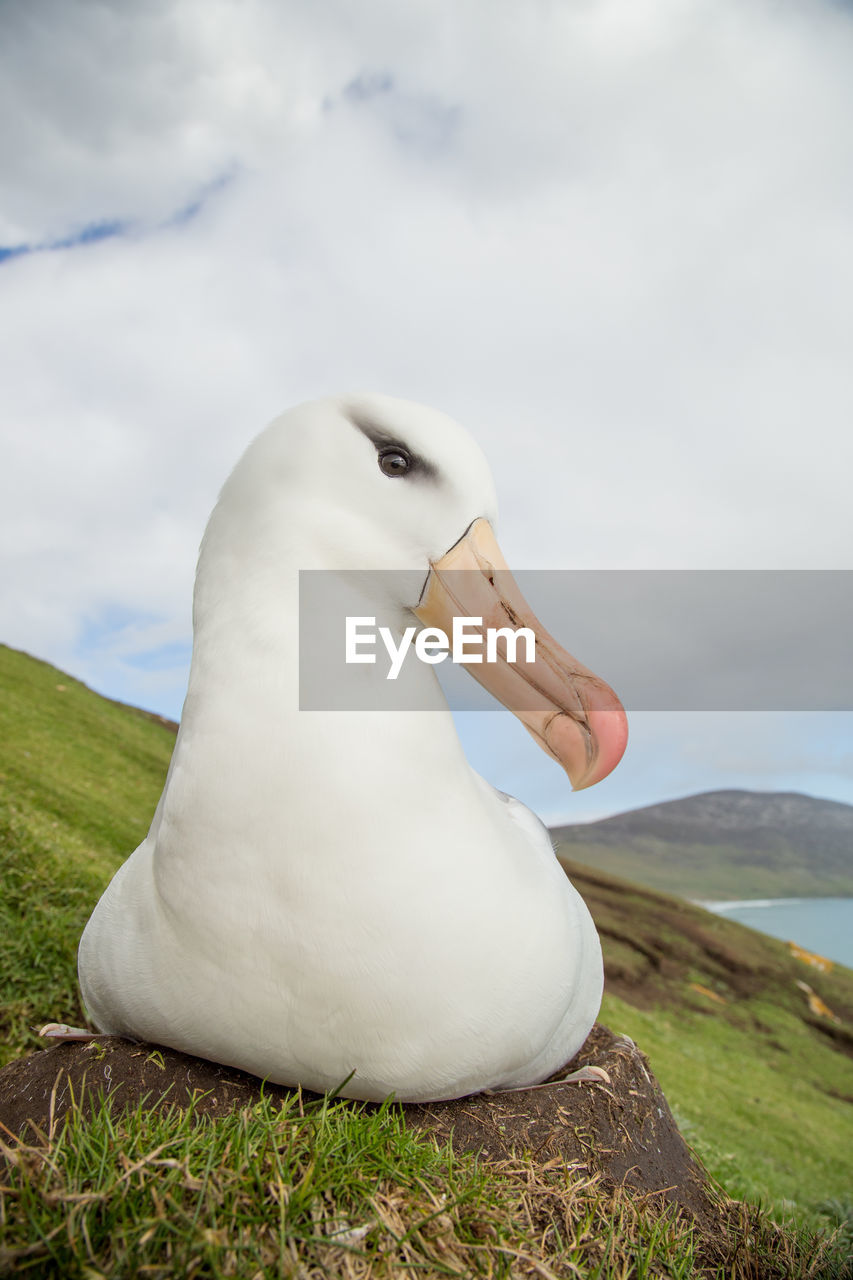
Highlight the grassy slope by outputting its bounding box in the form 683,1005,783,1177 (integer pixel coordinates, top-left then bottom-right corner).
1,643,851,1256
567,859,853,1217
568,837,853,900
0,644,174,1056
552,831,853,900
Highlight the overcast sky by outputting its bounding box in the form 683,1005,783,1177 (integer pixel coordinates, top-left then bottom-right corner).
2,0,852,825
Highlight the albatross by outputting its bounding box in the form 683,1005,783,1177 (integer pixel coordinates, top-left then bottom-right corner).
76,394,628,1102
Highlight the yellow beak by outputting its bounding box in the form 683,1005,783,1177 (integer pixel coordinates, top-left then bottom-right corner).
414,519,628,790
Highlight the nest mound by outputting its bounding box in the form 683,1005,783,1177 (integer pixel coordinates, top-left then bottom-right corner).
0,1023,714,1227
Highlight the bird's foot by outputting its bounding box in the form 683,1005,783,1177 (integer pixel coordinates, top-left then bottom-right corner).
36,1023,102,1043
485,1064,611,1095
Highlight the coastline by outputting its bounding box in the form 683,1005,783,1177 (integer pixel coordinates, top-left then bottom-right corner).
695,896,853,969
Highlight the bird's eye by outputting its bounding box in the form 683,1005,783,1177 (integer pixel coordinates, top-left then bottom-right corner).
378,447,411,477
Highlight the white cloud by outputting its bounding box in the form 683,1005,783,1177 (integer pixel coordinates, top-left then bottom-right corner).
2,0,851,816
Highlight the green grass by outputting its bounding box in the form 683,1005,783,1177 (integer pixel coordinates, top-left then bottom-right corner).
601,993,853,1228
0,644,173,1062
555,834,853,900
0,1088,835,1279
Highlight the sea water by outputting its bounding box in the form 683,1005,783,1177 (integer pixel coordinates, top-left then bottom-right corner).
702,897,853,969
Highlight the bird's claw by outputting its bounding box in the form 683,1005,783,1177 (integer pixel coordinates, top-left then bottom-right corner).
486,1063,612,1094
36,1023,101,1042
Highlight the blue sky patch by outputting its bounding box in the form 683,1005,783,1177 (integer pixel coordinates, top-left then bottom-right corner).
164,171,235,229
0,216,130,266
49,218,129,251
76,606,192,675
0,243,31,264
332,69,461,157
343,71,395,103
122,641,193,672
0,175,234,266
76,604,156,654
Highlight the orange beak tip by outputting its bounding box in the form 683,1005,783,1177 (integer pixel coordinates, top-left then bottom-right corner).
545,705,629,791
578,708,630,790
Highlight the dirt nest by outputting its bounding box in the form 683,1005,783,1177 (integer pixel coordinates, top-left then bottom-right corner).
0,1023,716,1227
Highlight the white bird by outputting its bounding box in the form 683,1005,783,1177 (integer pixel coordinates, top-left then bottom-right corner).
77,394,627,1102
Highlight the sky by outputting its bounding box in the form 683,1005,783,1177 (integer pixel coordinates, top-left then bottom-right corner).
2,0,852,826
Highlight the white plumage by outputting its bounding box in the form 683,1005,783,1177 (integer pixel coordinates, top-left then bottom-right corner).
78,393,625,1101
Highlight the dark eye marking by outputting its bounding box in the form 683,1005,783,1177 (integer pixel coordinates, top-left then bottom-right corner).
378,446,411,477
347,411,438,482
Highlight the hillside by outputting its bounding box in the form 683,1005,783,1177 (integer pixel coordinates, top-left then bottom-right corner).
0,643,175,1057
552,788,853,899
579,858,853,1212
1,642,852,1247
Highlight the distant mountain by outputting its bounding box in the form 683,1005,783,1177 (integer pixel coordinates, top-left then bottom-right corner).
551,789,853,900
